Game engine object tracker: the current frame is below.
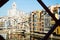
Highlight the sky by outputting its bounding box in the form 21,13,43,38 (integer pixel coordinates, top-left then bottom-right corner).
0,0,60,16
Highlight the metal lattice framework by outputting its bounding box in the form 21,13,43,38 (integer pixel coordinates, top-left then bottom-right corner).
37,0,60,40
0,0,60,40
0,0,9,7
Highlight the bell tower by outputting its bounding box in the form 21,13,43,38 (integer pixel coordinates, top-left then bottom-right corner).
12,2,16,9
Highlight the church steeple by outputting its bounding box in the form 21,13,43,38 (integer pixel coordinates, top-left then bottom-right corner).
12,2,16,9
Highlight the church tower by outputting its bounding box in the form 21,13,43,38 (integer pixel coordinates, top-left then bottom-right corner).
12,2,16,9
8,2,17,17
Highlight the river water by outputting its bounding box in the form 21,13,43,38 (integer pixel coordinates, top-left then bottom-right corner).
0,34,60,40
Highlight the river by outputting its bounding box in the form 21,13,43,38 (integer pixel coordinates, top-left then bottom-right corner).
0,33,60,40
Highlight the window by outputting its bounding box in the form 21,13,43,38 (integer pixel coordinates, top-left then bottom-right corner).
57,29,59,34
33,23,37,26
42,25,44,27
58,7,60,15
34,14,37,18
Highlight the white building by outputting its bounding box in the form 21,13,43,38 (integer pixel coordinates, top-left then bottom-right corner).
7,2,30,32
8,2,18,17
0,2,30,33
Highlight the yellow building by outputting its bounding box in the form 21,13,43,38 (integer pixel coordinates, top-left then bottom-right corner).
0,22,4,27
30,10,44,33
50,5,60,35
